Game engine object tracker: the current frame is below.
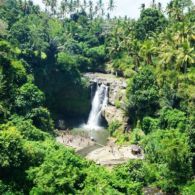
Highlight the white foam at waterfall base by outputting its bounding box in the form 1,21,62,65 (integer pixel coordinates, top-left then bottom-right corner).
81,83,108,131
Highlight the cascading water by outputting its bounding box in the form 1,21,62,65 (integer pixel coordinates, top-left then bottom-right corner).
75,82,109,154
85,83,108,130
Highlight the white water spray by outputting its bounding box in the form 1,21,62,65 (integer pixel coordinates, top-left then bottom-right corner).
85,83,108,130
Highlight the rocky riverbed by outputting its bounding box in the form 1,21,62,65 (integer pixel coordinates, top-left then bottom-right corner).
86,145,144,167
56,131,144,168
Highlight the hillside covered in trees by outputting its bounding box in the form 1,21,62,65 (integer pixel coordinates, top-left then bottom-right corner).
0,0,195,194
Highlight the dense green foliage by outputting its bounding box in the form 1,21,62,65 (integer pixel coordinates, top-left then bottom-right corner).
127,67,159,125
0,0,194,194
106,0,195,193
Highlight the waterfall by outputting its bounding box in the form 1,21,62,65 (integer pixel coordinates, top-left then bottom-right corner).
85,83,108,130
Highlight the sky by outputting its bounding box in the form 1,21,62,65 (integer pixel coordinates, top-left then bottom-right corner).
33,0,195,19
111,0,171,18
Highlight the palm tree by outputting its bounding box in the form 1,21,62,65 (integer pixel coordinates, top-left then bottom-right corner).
173,21,195,46
72,0,80,12
96,0,105,17
101,8,105,17
83,0,87,9
129,40,141,70
107,13,110,20
98,0,103,10
42,0,51,13
89,0,93,19
151,0,156,8
50,0,57,15
141,3,145,11
107,24,124,57
158,40,177,71
166,0,189,21
60,1,65,18
158,2,162,11
176,40,195,73
23,0,27,14
121,34,141,70
68,0,74,14
108,0,115,12
94,5,98,15
140,39,156,65
157,22,194,73
76,0,80,7
61,0,73,18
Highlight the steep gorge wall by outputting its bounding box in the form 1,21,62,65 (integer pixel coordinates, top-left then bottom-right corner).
84,73,128,127
35,68,91,120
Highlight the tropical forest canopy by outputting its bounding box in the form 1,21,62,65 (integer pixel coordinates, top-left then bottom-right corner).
0,0,195,194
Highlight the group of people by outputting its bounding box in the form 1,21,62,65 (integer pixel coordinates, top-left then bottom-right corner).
60,131,92,147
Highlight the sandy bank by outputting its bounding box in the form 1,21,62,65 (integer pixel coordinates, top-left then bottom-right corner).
86,145,144,167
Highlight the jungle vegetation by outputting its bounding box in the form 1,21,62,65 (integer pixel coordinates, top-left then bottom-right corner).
0,0,195,194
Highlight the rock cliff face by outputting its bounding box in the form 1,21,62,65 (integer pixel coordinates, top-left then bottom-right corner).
84,73,128,126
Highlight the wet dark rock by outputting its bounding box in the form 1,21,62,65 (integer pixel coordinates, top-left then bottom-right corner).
131,145,141,155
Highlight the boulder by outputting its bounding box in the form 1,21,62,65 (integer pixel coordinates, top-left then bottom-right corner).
102,105,126,125
131,145,141,155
